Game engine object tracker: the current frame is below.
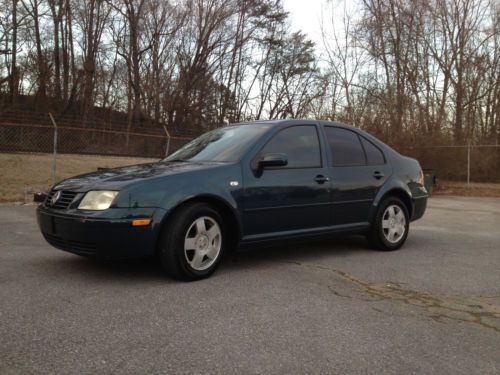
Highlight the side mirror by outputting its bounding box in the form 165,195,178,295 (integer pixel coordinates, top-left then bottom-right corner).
259,153,288,168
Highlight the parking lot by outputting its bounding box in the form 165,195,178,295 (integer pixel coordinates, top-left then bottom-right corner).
1,196,499,374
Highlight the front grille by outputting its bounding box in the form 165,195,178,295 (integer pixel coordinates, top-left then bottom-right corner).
43,233,97,254
44,190,78,209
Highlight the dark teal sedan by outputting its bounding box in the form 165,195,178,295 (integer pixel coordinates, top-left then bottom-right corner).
37,120,428,280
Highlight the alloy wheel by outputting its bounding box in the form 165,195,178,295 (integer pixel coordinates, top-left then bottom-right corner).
184,216,222,271
382,204,406,244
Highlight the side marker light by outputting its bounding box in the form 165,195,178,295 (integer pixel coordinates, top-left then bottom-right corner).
132,219,151,226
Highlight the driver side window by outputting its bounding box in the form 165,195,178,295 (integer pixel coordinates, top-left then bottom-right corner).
260,126,321,168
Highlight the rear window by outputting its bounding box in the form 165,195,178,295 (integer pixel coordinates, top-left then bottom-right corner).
325,127,365,166
361,137,385,165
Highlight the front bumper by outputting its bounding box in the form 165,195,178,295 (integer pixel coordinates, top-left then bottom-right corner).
37,206,166,259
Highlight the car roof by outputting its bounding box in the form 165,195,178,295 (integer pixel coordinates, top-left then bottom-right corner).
233,119,356,129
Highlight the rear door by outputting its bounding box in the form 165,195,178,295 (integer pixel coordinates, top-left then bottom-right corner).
242,125,331,237
323,126,391,226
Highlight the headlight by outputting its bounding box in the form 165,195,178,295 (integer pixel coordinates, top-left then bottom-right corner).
78,191,118,210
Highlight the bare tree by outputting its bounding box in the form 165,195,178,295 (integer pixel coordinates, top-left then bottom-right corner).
1,0,497,158
75,0,111,123
21,0,49,109
321,0,366,123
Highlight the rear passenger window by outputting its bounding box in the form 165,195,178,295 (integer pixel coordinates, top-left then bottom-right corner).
325,127,366,166
361,137,385,165
260,126,321,168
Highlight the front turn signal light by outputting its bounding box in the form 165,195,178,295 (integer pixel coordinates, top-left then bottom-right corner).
132,219,151,226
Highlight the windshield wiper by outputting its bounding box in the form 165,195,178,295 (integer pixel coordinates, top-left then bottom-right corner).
164,158,188,163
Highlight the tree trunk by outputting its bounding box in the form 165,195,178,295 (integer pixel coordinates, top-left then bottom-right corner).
9,0,18,105
61,0,70,101
49,0,62,102
131,21,142,126
32,0,48,110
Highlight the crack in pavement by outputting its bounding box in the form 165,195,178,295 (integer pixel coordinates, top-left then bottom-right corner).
278,260,500,333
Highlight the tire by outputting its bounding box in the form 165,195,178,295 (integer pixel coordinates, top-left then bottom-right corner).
369,197,409,251
158,203,226,281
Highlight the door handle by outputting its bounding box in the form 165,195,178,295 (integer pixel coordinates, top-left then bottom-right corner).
314,175,330,184
373,171,385,179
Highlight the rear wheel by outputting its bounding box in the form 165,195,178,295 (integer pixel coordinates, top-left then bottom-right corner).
369,197,409,251
158,203,225,281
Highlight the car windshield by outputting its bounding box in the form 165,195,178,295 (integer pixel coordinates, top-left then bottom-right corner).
162,124,271,163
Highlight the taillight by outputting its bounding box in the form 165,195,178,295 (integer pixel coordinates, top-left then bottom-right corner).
418,169,424,185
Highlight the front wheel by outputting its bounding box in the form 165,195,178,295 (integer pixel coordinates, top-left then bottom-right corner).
369,197,409,251
158,203,225,281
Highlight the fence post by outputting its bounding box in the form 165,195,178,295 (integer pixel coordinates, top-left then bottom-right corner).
163,125,171,157
49,113,58,186
467,142,471,186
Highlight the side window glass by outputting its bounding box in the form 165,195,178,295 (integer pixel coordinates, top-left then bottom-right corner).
260,126,321,168
361,137,385,165
325,127,366,167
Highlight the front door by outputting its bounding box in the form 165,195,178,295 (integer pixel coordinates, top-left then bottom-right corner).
243,125,331,237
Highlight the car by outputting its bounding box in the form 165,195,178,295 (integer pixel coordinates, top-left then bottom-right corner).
37,120,428,280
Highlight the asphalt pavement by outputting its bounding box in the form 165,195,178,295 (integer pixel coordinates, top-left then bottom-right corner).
0,196,499,374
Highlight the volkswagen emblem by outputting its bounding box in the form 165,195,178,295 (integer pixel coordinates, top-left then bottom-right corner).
51,190,62,205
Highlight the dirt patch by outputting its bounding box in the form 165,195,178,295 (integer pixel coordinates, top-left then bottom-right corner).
0,153,156,202
434,181,500,198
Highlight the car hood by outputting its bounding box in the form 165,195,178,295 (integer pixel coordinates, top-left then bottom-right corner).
53,161,227,192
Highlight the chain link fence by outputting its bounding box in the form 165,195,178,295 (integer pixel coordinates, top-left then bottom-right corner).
398,144,500,183
0,121,192,158
0,116,194,201
1,116,499,187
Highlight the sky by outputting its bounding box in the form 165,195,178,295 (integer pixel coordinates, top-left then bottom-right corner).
282,0,327,48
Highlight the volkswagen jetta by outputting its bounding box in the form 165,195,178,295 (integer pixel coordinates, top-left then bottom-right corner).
37,120,427,280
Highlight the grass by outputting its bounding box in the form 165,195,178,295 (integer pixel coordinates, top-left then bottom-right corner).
1,153,500,202
0,153,156,202
434,180,500,198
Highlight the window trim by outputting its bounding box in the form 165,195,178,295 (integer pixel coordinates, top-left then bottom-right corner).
251,125,323,170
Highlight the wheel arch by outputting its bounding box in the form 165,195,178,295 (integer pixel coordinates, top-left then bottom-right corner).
371,187,413,223
156,194,242,253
